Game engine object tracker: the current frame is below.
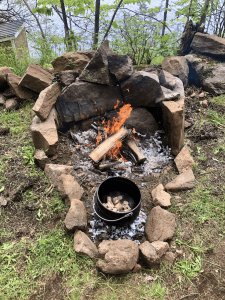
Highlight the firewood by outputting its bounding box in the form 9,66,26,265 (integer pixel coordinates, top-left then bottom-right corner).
89,127,129,163
97,161,121,171
123,137,146,164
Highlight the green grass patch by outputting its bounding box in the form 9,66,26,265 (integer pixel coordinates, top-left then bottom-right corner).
207,110,225,128
173,256,203,281
181,182,225,225
211,94,225,106
0,100,34,136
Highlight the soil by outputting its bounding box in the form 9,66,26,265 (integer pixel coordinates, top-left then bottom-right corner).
1,85,225,299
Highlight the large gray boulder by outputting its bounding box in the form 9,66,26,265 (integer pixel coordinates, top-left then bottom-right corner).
186,54,225,94
124,107,159,135
79,40,116,86
190,33,225,58
120,71,161,107
56,79,123,123
161,56,189,87
97,240,139,274
108,54,133,83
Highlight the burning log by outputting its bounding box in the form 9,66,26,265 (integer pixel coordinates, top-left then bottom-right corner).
123,137,147,164
89,127,129,163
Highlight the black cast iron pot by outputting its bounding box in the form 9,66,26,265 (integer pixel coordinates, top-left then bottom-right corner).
93,176,141,226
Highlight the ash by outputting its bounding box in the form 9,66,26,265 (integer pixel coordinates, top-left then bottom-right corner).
88,210,147,245
70,128,172,177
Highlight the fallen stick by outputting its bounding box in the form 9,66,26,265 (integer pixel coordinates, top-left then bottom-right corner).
123,137,147,164
89,127,129,163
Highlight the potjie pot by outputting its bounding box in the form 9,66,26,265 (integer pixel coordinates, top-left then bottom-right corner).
93,176,141,226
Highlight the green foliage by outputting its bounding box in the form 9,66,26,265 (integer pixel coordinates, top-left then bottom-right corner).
109,7,178,65
0,46,31,77
35,0,95,17
18,146,35,166
173,256,203,280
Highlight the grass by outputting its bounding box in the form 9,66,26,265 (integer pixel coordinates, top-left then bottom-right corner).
207,110,225,128
211,94,225,106
173,256,203,281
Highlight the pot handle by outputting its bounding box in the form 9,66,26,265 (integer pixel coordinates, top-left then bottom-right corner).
93,204,133,223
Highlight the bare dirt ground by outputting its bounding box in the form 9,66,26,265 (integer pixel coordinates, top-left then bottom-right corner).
0,86,225,299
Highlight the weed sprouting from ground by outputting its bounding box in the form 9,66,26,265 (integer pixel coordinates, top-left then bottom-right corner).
173,256,203,281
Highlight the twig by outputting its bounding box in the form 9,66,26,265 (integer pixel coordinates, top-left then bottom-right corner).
179,293,200,300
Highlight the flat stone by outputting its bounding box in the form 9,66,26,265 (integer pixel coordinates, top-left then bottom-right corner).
19,62,54,93
32,83,62,121
97,240,139,274
57,174,84,206
151,184,171,207
74,230,99,257
4,98,19,111
56,79,123,123
191,33,225,58
64,199,87,232
165,168,196,191
7,73,37,100
78,50,96,59
108,54,133,82
31,107,58,156
161,252,177,267
162,56,189,87
60,70,79,86
121,71,161,107
44,164,73,187
0,196,7,206
151,241,169,258
33,149,50,170
162,100,184,156
51,52,90,73
0,67,12,91
174,146,195,174
156,86,180,103
79,40,116,85
145,206,175,242
139,241,160,267
124,107,159,136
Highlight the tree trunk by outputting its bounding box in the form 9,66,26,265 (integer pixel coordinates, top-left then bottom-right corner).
93,0,100,49
199,0,210,27
60,0,73,49
162,0,169,37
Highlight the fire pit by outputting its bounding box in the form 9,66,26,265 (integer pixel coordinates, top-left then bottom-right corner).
93,177,141,226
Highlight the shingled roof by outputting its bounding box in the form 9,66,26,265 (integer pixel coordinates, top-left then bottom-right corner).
0,20,24,40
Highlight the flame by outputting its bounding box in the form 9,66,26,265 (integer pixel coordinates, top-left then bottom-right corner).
102,104,132,159
103,104,132,136
126,88,129,92
95,130,102,146
114,100,120,110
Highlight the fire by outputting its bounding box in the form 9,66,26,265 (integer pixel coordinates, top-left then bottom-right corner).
114,100,120,110
95,130,102,145
101,104,133,159
103,104,132,136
